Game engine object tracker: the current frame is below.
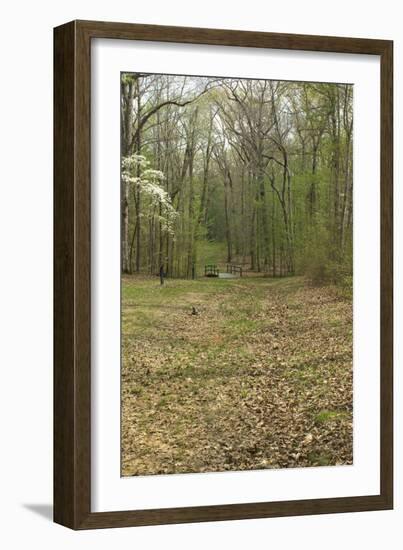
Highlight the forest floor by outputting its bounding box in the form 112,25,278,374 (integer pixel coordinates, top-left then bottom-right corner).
121,275,353,476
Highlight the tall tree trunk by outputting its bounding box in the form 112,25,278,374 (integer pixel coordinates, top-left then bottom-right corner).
135,81,142,273
120,76,135,273
122,183,130,273
258,168,270,268
224,176,233,263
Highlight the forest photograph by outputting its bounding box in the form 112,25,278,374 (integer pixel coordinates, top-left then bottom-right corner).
120,72,353,476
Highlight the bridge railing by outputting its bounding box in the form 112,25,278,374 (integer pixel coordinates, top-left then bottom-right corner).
226,264,243,277
205,264,219,277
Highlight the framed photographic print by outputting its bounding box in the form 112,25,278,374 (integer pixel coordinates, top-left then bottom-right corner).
54,20,393,529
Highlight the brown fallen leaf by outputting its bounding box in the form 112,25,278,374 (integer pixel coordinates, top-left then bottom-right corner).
302,433,314,445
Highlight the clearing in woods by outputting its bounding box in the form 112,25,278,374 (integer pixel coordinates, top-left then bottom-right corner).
121,275,353,476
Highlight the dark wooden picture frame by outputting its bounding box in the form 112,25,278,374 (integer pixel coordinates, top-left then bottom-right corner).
54,20,393,530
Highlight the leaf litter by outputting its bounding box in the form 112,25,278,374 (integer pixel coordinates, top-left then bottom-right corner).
121,276,353,476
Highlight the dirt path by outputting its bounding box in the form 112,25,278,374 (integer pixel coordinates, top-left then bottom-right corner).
121,276,353,476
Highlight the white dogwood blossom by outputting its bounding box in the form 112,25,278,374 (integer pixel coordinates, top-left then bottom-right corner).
122,154,178,235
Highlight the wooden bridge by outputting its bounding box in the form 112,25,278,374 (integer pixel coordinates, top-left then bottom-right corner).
204,264,243,278
226,264,243,277
204,264,220,277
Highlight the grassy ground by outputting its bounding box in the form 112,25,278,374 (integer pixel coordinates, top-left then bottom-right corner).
121,275,353,476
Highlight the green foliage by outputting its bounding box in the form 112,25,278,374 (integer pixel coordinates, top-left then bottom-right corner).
121,74,353,281
315,410,349,424
295,204,352,290
303,251,352,288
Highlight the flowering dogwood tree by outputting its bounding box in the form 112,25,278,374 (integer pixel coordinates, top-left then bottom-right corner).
122,154,178,271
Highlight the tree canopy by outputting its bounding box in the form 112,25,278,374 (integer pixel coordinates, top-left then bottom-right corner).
121,73,353,284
